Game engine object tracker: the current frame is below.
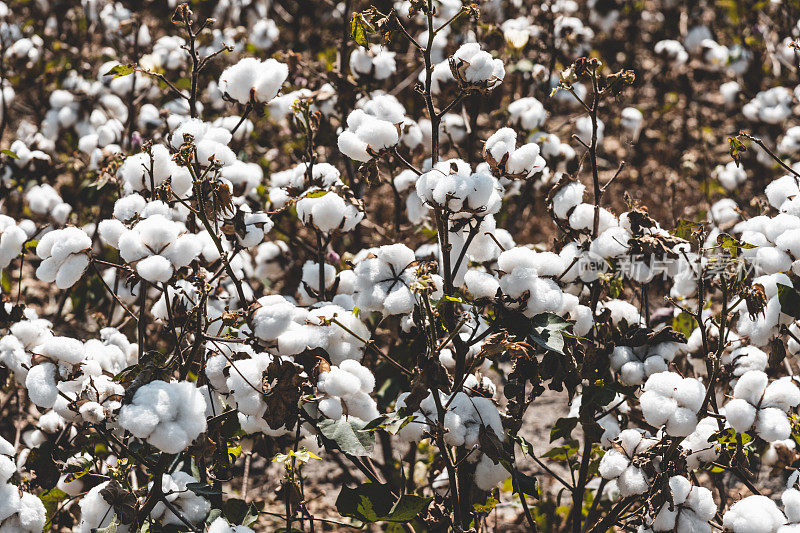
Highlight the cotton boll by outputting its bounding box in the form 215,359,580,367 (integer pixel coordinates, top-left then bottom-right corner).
450,43,505,89
474,455,509,490
118,380,207,453
465,270,500,299
136,254,174,282
725,398,757,433
552,181,585,219
723,495,787,533
734,370,769,405
757,407,792,442
25,363,58,408
598,449,630,479
617,466,649,497
219,57,289,104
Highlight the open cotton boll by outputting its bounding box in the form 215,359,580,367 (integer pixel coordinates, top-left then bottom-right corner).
117,380,207,453
75,481,131,533
208,517,255,533
219,57,289,104
640,372,704,436
296,191,363,233
35,226,91,289
338,109,400,162
723,495,787,533
149,471,210,526
25,184,72,224
118,144,192,197
474,454,509,490
552,181,585,219
353,244,417,316
450,43,505,88
415,160,502,217
464,270,500,299
508,97,547,130
350,45,396,80
681,417,721,468
713,161,747,191
0,216,26,269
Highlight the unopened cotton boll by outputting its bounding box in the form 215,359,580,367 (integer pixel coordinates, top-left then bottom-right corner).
219,57,289,104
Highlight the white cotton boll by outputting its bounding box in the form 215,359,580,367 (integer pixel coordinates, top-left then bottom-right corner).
208,517,255,533
219,57,289,104
756,246,793,274
757,407,791,442
783,490,800,523
766,175,800,210
725,398,757,433
734,370,768,405
508,97,547,131
464,270,499,299
98,219,127,249
669,476,692,506
620,107,644,141
25,363,58,408
136,254,174,282
118,380,207,453
598,449,630,479
451,43,505,87
474,455,509,490
640,391,677,427
319,368,361,397
484,128,517,162
113,194,146,221
763,379,800,411
318,397,343,419
723,495,787,533
617,466,649,497
41,336,84,365
552,181,585,218
666,407,699,437
571,305,593,337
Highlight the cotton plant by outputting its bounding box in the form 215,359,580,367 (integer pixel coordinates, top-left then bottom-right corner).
723,370,800,442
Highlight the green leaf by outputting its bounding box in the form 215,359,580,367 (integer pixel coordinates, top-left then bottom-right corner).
318,418,375,456
473,495,498,514
672,311,697,338
186,482,222,496
104,64,135,78
336,483,431,523
39,488,68,525
728,136,747,167
528,313,571,354
716,233,755,258
778,283,800,319
550,417,578,442
350,12,374,47
511,470,539,499
510,434,536,457
0,269,11,294
222,498,264,527
1,149,18,159
672,218,703,241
